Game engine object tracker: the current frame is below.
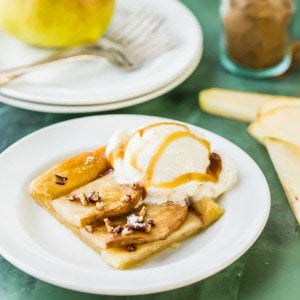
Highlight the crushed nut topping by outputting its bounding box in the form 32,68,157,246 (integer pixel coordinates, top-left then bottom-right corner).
84,225,93,233
95,201,104,211
127,213,143,225
54,174,68,185
146,219,155,226
68,190,102,207
68,195,79,201
126,222,152,233
139,206,146,218
122,227,133,235
112,226,123,235
87,191,100,202
125,244,137,252
104,218,114,233
120,194,131,203
84,156,94,164
78,193,88,206
104,206,155,236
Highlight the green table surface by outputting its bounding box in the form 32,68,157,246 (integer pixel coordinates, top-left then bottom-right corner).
1,1,300,299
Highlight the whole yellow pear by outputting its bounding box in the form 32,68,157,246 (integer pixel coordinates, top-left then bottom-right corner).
0,0,115,48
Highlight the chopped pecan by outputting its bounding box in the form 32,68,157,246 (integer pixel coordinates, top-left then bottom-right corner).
113,226,123,235
95,201,104,211
120,194,131,203
138,206,146,218
84,225,93,233
146,219,155,226
104,218,113,233
77,193,88,206
122,227,133,236
54,174,68,185
127,213,143,225
126,223,151,233
68,194,79,202
125,244,137,252
84,156,94,164
87,191,100,202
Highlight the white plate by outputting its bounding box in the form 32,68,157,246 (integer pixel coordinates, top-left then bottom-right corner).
0,50,200,113
0,115,270,295
0,0,202,106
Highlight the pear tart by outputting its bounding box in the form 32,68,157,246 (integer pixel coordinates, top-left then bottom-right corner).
29,147,225,269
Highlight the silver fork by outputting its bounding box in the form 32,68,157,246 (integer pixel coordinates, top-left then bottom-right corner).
0,7,178,87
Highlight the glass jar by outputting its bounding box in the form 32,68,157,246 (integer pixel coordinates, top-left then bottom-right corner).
220,0,294,78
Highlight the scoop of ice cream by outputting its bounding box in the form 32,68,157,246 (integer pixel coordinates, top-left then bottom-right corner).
106,122,237,205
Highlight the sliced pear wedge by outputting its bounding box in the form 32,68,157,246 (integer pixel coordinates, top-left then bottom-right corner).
248,105,300,146
199,88,299,122
200,88,277,122
259,99,300,116
265,138,300,224
29,146,109,208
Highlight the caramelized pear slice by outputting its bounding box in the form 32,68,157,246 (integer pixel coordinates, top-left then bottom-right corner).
81,202,188,249
101,211,202,269
51,174,143,227
29,146,109,208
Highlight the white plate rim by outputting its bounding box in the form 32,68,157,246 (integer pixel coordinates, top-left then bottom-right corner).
0,115,271,295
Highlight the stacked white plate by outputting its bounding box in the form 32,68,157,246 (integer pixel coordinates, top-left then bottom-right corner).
0,0,203,113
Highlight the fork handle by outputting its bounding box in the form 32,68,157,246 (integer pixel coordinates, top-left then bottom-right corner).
0,46,112,87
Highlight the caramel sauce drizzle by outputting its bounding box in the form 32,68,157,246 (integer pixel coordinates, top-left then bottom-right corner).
151,152,222,188
108,122,222,189
108,149,124,168
130,147,143,173
129,122,190,173
206,152,222,179
136,122,188,137
153,172,217,189
143,131,211,188
108,122,188,169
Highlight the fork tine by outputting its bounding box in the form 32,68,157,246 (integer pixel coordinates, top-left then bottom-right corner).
130,40,177,66
126,28,179,66
108,8,143,37
109,7,153,40
124,16,164,44
126,24,177,51
104,5,180,69
112,11,162,45
126,22,168,49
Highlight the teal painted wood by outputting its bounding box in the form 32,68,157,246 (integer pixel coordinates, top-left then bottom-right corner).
1,1,300,299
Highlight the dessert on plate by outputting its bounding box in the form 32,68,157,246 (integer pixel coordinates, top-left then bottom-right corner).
29,122,237,269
